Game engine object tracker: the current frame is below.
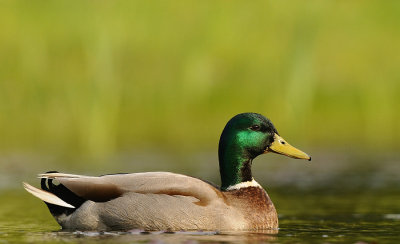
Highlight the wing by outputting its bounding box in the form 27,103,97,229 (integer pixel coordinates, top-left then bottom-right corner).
39,172,223,205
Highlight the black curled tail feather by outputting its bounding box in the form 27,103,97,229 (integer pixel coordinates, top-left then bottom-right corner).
40,171,86,217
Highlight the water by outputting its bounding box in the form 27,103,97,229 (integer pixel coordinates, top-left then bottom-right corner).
1,189,399,243
1,151,399,243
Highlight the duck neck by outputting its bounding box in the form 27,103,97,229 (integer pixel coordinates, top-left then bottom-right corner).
219,138,253,191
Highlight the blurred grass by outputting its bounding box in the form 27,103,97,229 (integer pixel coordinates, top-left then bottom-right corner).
0,1,399,159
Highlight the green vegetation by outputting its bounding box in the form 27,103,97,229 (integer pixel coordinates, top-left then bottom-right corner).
0,1,399,159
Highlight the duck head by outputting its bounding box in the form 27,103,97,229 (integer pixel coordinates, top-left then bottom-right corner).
218,113,310,190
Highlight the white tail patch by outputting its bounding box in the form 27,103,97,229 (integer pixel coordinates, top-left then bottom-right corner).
23,182,75,209
38,172,91,179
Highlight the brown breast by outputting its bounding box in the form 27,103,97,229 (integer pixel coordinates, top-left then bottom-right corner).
224,187,278,230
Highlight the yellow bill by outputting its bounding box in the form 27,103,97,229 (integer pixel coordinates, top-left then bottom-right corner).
265,134,311,161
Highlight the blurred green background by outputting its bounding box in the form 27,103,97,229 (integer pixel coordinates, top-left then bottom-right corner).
0,1,399,188
1,3,400,242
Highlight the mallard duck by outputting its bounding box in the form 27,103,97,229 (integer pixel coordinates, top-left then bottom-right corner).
23,113,310,231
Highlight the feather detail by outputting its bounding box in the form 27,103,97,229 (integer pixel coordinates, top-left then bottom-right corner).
38,172,93,179
23,182,75,209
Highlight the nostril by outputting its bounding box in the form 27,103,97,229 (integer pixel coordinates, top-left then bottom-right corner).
280,140,286,145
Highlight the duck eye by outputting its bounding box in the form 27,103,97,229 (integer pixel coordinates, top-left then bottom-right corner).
250,125,261,131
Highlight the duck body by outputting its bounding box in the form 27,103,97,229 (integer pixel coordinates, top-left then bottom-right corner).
42,172,277,231
24,113,309,231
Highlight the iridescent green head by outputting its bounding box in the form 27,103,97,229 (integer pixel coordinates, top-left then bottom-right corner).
218,113,311,190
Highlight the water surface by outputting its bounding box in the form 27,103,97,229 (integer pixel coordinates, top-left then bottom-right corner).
1,189,399,243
